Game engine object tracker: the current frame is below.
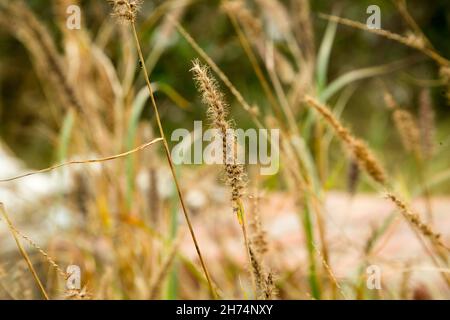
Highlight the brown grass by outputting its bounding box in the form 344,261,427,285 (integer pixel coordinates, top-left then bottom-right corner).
0,0,449,301
385,193,448,253
304,95,387,185
392,109,422,156
108,0,216,299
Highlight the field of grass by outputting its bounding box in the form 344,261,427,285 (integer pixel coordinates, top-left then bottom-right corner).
0,0,449,300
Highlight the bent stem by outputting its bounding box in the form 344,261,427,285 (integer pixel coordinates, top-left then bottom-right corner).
130,23,217,299
0,204,49,300
236,199,257,296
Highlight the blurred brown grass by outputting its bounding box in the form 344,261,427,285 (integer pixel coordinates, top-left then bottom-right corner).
0,0,449,300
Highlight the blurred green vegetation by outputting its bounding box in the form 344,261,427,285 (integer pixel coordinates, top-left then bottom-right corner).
0,0,449,191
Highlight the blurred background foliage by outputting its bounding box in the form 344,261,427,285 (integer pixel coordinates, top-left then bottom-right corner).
0,0,449,190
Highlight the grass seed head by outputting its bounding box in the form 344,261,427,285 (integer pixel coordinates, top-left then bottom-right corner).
305,96,387,185
191,60,246,213
385,192,447,250
393,109,421,156
108,0,142,23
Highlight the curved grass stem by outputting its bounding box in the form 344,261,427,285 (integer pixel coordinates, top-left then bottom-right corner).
0,204,49,300
130,23,217,299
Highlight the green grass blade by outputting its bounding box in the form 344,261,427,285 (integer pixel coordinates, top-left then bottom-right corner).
316,19,338,93
301,201,321,300
57,109,75,163
125,86,150,207
320,59,415,102
165,166,181,300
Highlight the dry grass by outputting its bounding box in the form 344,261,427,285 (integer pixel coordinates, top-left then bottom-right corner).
304,95,387,185
384,193,447,252
0,0,448,300
108,0,216,298
191,61,246,215
392,109,421,157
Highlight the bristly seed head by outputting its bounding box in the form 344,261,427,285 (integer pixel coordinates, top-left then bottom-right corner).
107,0,143,24
385,192,447,251
190,60,247,213
419,89,436,159
392,109,421,156
305,95,387,185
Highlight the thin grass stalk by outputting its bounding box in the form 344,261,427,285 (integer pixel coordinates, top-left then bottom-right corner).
305,95,387,185
166,166,181,300
320,13,450,67
418,89,435,222
265,40,300,134
398,215,450,288
292,0,316,62
280,137,324,299
174,18,313,187
393,0,435,50
106,0,214,297
149,240,179,299
223,4,284,124
416,159,434,223
314,245,347,300
385,193,448,253
255,0,305,68
242,211,258,297
2,1,105,152
190,61,254,297
0,204,49,300
392,108,434,221
4,222,67,280
129,23,217,299
175,19,328,299
173,19,261,124
386,92,434,223
301,201,321,299
0,138,163,182
304,96,450,288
